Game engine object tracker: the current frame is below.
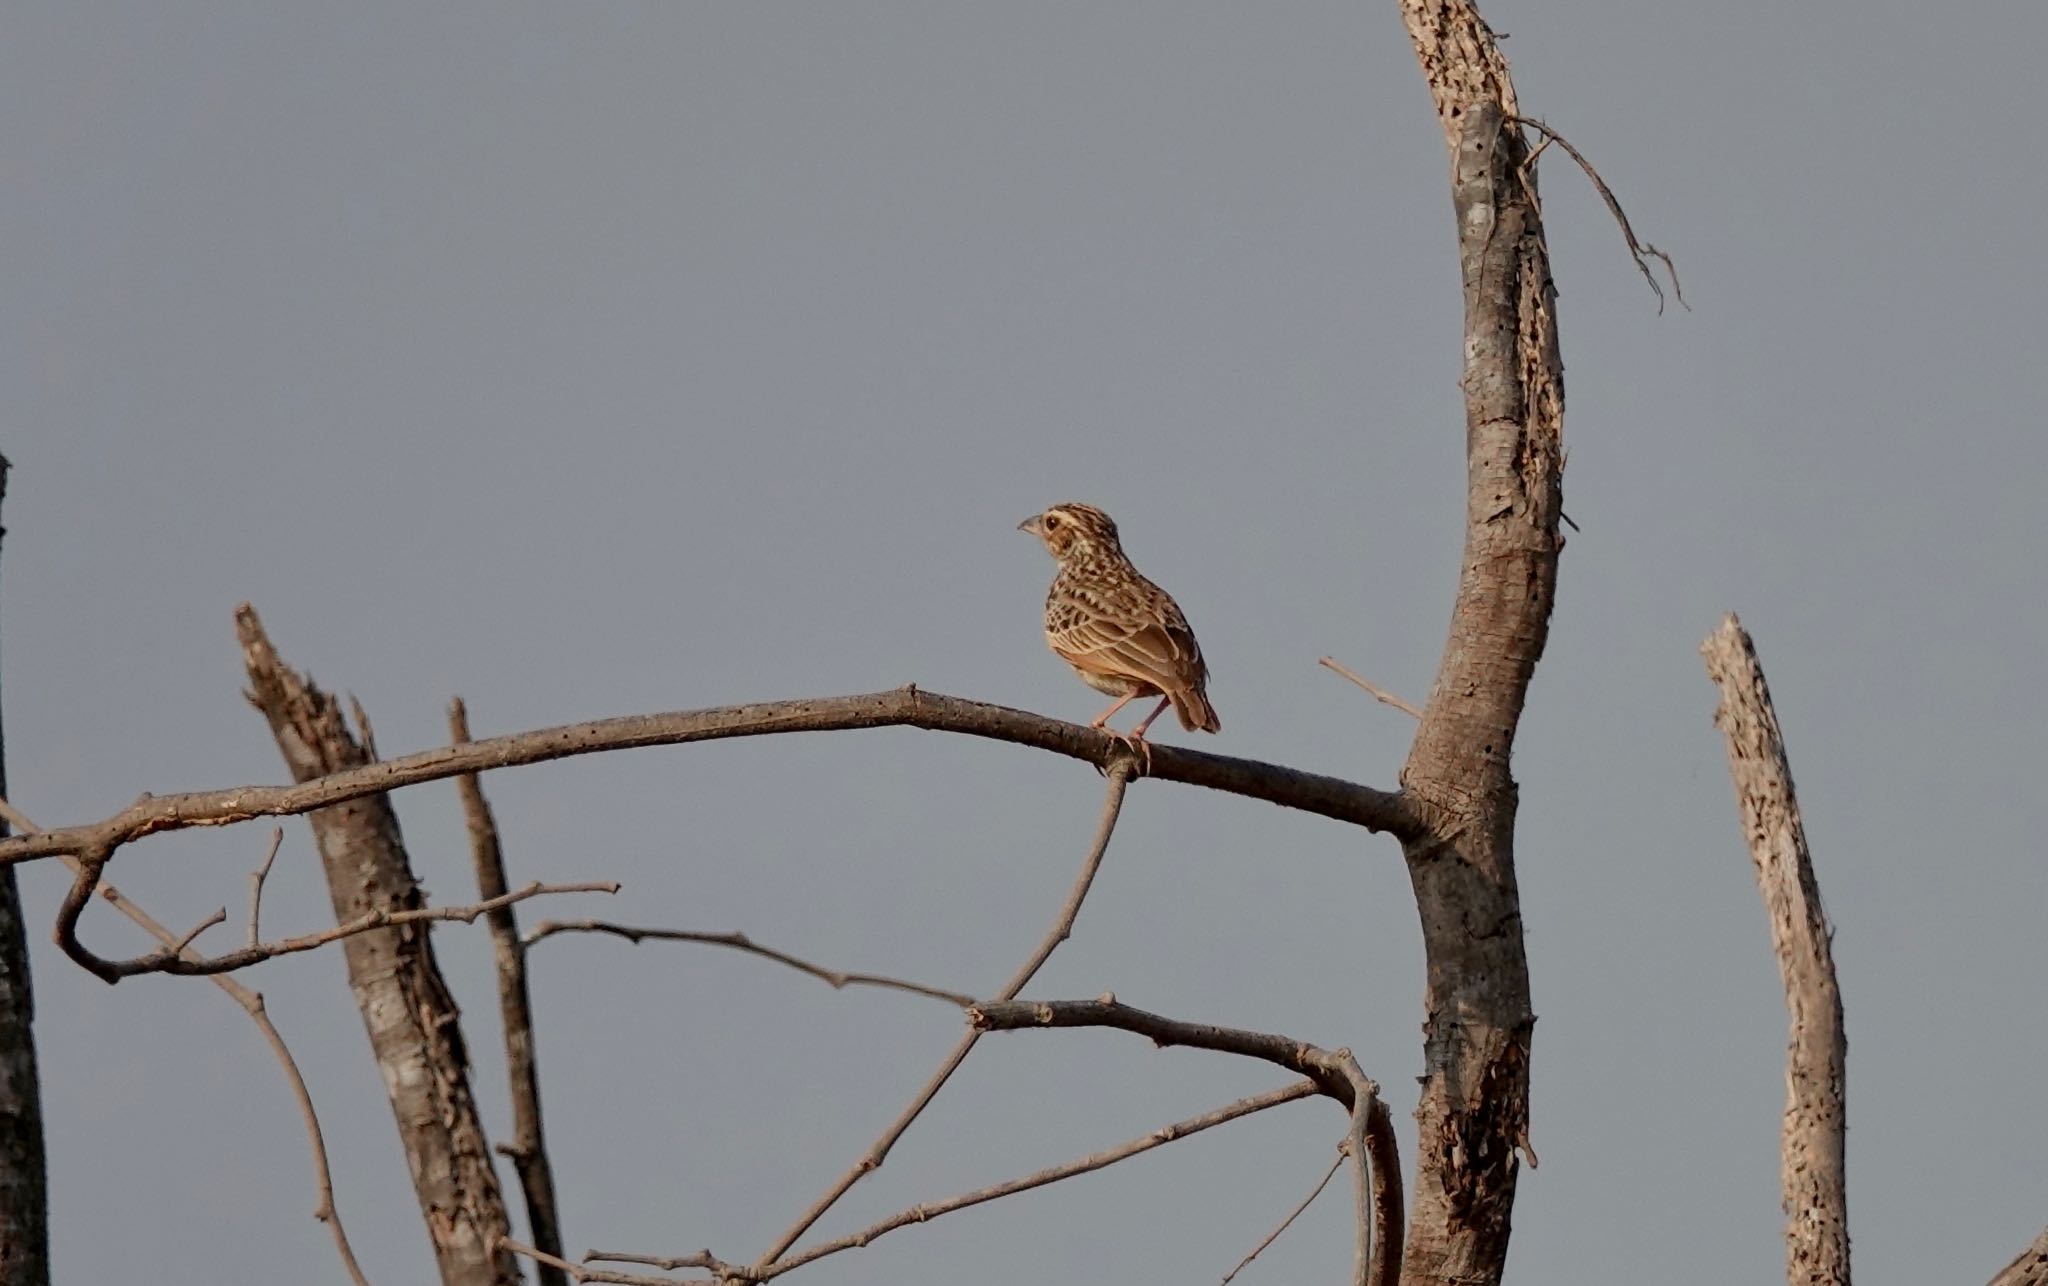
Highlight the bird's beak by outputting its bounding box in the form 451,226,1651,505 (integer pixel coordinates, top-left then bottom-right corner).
1017,515,1043,536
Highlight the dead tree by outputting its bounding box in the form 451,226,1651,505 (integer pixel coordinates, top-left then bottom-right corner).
1703,617,1850,1286
0,455,50,1286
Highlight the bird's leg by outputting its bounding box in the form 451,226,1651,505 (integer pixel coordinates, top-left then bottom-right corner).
1088,693,1147,771
1123,696,1173,774
1088,692,1140,732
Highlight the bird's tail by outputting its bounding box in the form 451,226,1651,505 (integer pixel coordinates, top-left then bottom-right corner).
1172,686,1221,734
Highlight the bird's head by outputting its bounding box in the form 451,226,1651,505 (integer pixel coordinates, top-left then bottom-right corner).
1019,503,1122,563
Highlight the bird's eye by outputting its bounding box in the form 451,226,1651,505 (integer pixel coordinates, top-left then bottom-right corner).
1044,514,1061,530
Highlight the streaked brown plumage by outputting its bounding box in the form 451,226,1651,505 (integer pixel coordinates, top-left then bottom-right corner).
1018,502,1220,750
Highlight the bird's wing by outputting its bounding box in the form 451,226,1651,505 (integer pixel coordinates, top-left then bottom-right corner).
1049,589,1204,693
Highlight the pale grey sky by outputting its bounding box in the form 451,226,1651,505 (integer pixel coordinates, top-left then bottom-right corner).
4,3,2044,1283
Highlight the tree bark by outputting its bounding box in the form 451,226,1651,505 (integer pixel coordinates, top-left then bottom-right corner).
0,455,51,1284
451,699,567,1286
1703,616,1849,1286
238,606,520,1286
1395,4,1565,1282
1990,1229,2048,1286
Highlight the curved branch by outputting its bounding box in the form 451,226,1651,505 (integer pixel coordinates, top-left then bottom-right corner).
0,685,1416,870
55,870,617,985
970,997,1401,1284
0,802,369,1286
524,920,975,1007
971,997,1358,1100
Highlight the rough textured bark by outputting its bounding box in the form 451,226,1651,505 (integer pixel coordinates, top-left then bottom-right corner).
1991,1229,2048,1286
1395,5,1564,1282
0,455,51,1284
450,699,567,1286
1703,616,1849,1286
238,606,520,1286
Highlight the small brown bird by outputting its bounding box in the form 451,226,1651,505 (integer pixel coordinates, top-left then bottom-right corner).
1019,502,1220,754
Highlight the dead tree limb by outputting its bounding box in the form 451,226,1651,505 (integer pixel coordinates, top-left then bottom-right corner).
1990,1229,2048,1286
1392,3,1566,1280
0,453,49,1286
239,606,520,1286
452,697,568,1286
971,997,1401,1286
1702,615,1849,1286
0,679,1416,871
524,920,975,1007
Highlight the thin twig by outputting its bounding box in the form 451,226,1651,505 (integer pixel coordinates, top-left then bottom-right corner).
452,697,568,1286
1509,114,1686,313
524,920,975,1008
246,827,283,947
1221,1149,1345,1284
0,685,1418,870
582,1249,758,1279
169,907,227,956
731,1080,1316,1280
57,872,619,984
755,762,1134,1268
499,1239,702,1286
1318,658,1423,719
0,799,369,1286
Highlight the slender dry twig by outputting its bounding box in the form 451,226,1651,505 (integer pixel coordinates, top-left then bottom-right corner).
0,799,369,1286
755,762,1134,1268
1508,114,1685,313
524,920,975,1007
581,1249,757,1279
700,1079,1315,1280
499,1239,699,1286
0,685,1417,871
1318,657,1423,719
451,697,568,1286
1702,615,1848,1286
168,907,227,956
56,868,618,984
1221,1149,1345,1284
246,827,283,947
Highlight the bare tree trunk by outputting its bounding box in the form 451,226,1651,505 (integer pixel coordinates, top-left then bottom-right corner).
238,606,520,1286
1395,5,1565,1281
1703,616,1849,1286
0,455,51,1284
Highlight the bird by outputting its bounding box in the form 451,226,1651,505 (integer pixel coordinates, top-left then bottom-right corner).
1018,502,1219,759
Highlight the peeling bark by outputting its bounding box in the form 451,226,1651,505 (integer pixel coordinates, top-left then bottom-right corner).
238,606,519,1286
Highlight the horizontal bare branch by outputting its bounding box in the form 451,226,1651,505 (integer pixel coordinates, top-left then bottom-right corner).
0,687,1417,869
972,997,1361,1102
57,871,618,984
525,919,975,1006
